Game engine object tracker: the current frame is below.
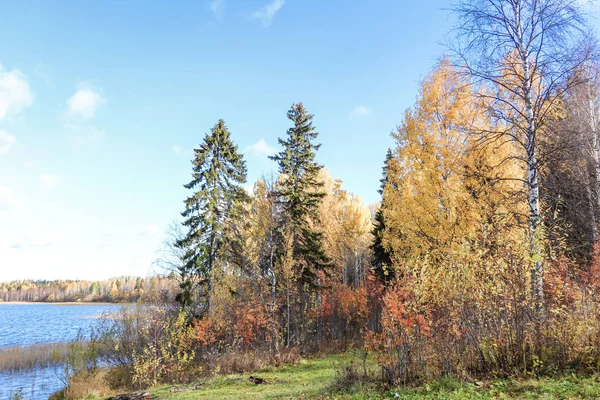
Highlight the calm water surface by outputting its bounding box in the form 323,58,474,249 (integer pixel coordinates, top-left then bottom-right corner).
0,303,122,400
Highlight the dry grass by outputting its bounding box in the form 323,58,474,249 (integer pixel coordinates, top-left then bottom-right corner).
0,342,68,372
205,348,302,375
50,369,114,400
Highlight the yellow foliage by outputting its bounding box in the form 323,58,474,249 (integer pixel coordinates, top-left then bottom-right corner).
131,308,196,388
383,58,527,307
318,169,373,284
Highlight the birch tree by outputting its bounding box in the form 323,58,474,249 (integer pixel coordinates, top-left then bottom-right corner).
450,0,593,314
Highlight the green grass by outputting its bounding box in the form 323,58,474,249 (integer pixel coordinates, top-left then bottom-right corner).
146,353,353,399
89,353,600,399
391,375,600,399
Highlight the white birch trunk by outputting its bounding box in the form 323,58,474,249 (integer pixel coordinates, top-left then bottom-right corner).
515,1,544,314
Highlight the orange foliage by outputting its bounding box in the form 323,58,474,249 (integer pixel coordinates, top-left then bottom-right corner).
193,297,274,348
233,301,271,345
193,317,220,346
380,283,430,339
327,283,369,324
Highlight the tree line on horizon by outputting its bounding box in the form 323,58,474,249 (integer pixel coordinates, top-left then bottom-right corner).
0,276,178,303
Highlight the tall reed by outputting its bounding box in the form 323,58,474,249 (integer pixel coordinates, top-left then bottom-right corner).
0,342,68,372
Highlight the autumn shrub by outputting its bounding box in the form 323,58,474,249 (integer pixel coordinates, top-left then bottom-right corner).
193,299,273,351
130,308,196,387
63,330,99,379
55,369,112,400
320,282,369,342
91,304,197,389
365,281,432,385
537,257,600,374
362,241,600,387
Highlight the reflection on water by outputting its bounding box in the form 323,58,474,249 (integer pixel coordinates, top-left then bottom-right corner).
0,303,122,399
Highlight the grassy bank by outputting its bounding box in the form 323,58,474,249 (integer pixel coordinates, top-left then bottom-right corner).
65,353,600,399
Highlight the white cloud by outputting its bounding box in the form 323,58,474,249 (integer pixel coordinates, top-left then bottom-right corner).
25,160,35,168
0,186,22,210
209,0,225,17
64,85,105,148
349,105,372,120
0,65,34,120
40,173,62,189
0,130,15,155
66,85,105,120
172,144,183,154
251,0,285,27
244,138,277,158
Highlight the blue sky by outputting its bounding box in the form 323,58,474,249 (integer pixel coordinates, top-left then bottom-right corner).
1,1,596,281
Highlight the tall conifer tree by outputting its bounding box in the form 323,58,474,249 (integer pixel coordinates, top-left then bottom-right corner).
177,119,247,312
270,103,329,287
371,148,394,282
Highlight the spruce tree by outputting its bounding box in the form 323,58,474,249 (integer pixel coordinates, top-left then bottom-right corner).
270,102,329,287
177,119,247,312
371,148,394,282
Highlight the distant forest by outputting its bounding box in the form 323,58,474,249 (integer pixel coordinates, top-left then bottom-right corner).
0,275,178,303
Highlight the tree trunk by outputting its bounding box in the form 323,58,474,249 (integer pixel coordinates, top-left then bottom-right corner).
521,62,544,318
516,2,544,318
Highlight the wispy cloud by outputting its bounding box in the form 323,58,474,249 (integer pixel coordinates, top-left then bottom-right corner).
0,130,15,155
0,65,34,121
40,173,62,190
172,144,183,154
0,186,23,210
251,0,285,27
349,105,372,120
66,84,105,121
64,83,106,149
244,138,277,158
209,0,225,18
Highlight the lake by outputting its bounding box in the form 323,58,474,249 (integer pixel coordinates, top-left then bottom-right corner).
0,303,122,400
